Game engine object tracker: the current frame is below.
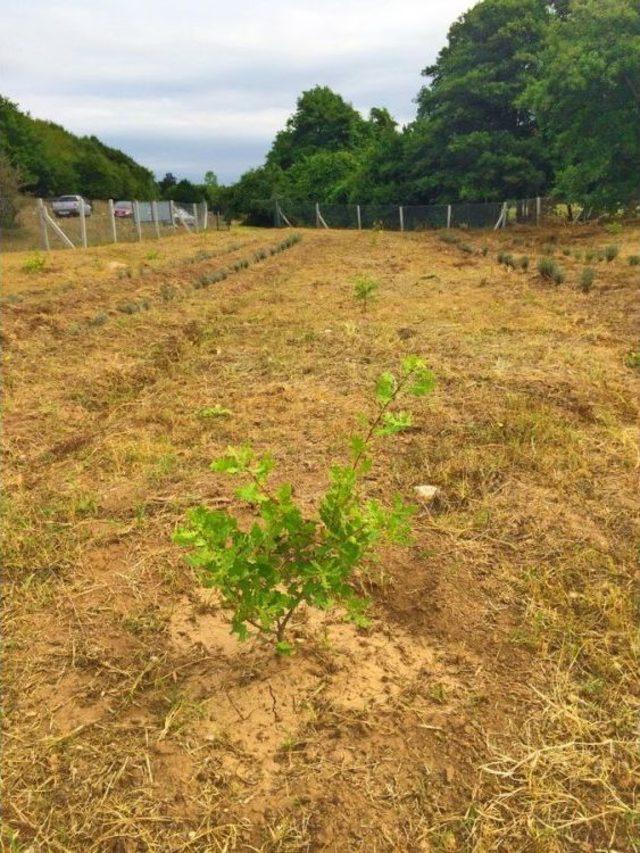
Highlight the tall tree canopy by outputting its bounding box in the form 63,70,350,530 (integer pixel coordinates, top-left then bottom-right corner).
267,86,369,170
526,0,640,212
408,0,554,202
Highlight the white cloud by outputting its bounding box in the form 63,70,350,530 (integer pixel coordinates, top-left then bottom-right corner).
1,0,474,182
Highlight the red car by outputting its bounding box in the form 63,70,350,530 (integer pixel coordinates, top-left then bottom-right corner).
114,201,133,218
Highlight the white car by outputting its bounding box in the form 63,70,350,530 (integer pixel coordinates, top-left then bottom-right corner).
51,195,92,217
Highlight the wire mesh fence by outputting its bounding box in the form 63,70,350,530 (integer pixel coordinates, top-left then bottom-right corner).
0,194,613,253
0,197,229,252
266,197,553,231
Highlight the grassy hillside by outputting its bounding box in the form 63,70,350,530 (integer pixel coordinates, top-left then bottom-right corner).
0,96,157,199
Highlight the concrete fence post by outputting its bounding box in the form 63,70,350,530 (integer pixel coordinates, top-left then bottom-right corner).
399,206,404,232
133,201,142,241
447,204,452,229
108,199,117,243
78,197,88,248
356,204,362,230
151,200,160,238
315,203,328,229
37,198,50,251
536,196,542,226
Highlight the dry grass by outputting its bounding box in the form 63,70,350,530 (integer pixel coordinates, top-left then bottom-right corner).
2,223,639,850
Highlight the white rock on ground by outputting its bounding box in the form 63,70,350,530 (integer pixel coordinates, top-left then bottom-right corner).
414,484,439,501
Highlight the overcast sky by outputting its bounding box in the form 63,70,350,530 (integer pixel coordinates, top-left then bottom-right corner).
1,0,474,184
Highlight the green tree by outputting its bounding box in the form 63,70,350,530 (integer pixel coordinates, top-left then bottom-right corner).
200,170,221,208
368,107,398,136
267,86,369,169
342,109,405,203
224,163,289,224
0,151,21,227
158,172,177,196
166,178,205,203
526,0,640,212
76,148,120,199
408,0,554,202
286,150,359,202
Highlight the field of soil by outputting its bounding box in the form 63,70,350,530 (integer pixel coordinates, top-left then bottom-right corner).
2,224,639,851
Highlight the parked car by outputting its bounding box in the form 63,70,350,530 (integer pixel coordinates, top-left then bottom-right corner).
113,200,133,218
51,195,92,217
173,206,196,226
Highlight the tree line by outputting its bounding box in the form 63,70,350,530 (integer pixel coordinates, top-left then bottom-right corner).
0,97,157,200
0,97,220,226
220,0,639,221
1,0,638,228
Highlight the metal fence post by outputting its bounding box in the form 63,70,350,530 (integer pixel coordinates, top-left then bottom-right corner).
356,204,362,230
133,201,142,241
399,206,405,232
169,200,176,230
79,197,88,248
502,201,508,229
536,196,541,226
37,199,50,251
151,200,160,238
447,205,452,229
108,199,117,243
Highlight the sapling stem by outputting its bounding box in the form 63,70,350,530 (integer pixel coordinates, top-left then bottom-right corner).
351,369,413,470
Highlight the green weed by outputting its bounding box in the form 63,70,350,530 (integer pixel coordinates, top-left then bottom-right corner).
22,253,46,273
353,274,379,313
198,405,232,418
